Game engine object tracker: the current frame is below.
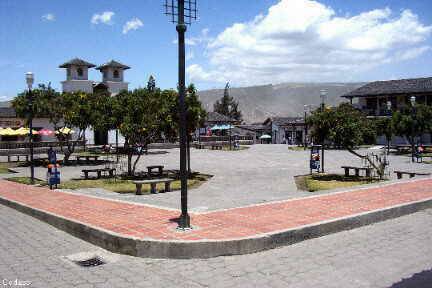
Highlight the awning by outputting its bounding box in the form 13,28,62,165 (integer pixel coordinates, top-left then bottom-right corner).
260,134,272,139
56,127,75,135
211,124,234,130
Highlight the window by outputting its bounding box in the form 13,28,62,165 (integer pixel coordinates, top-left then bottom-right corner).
77,67,83,77
113,70,119,79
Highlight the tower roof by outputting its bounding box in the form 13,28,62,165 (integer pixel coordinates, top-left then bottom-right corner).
59,58,96,68
96,60,130,71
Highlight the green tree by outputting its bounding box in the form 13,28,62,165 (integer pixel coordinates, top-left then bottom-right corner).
113,88,174,176
185,84,206,174
392,104,432,160
12,84,63,128
60,91,95,163
168,84,206,174
375,117,394,153
308,103,388,179
213,82,242,121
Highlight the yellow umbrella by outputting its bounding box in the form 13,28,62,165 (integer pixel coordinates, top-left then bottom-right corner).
0,127,18,136
56,127,75,134
14,127,38,136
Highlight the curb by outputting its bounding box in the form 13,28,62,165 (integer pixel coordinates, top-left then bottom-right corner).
1,193,432,259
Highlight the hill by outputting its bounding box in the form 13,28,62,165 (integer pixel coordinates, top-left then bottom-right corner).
198,82,365,123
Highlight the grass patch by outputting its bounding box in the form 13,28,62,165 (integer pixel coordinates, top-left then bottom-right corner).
6,173,212,194
7,177,45,185
0,162,13,174
295,173,381,192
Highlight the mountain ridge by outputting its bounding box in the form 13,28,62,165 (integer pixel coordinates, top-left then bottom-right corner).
198,82,365,123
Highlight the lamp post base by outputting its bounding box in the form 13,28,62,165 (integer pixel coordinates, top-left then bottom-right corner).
177,213,191,230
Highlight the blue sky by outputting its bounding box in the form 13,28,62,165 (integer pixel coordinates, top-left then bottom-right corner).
1,0,431,99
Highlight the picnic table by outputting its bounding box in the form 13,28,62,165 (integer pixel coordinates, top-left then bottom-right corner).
341,166,373,178
133,178,174,195
147,165,164,177
394,170,431,179
82,168,116,179
76,155,100,164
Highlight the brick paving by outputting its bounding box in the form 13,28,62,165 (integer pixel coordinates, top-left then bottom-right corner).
0,178,431,242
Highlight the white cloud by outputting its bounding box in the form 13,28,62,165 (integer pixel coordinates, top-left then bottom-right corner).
173,28,212,46
122,18,143,34
42,13,55,22
188,0,432,85
91,11,115,25
186,51,195,61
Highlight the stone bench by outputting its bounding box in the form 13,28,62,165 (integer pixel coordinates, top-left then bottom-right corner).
7,154,29,163
82,168,116,180
394,170,431,179
341,166,373,178
133,178,174,195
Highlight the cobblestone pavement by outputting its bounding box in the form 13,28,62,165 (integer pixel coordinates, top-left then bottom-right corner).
1,204,431,288
11,145,432,211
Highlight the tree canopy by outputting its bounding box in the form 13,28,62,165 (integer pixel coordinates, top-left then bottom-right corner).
213,82,242,121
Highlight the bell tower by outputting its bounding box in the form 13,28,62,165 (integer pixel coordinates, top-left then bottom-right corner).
96,60,130,95
59,58,95,93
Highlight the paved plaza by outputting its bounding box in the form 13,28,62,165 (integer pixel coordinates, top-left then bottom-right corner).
1,203,431,288
9,145,432,211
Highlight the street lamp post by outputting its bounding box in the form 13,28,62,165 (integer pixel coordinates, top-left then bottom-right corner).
410,96,416,163
386,100,392,154
303,105,309,150
165,0,197,230
25,72,35,184
228,104,232,150
320,89,327,173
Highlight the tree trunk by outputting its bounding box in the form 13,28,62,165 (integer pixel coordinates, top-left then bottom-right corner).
132,152,143,176
127,153,133,176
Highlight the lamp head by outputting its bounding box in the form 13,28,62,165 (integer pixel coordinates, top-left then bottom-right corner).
410,96,416,106
25,72,34,89
386,100,392,110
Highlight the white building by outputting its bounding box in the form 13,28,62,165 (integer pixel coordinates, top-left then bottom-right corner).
59,58,96,93
96,60,130,95
59,58,129,95
59,58,130,145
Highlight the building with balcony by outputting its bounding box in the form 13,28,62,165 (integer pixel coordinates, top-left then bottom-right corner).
341,77,432,117
341,77,432,144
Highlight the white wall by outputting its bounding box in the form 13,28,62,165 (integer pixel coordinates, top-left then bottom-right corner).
61,80,93,93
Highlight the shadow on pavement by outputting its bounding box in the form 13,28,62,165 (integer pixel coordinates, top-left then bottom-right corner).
388,269,432,288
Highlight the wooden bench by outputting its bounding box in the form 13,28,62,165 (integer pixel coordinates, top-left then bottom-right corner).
394,171,431,179
147,165,164,177
82,168,116,179
133,178,174,195
341,166,373,178
76,155,100,164
7,154,29,163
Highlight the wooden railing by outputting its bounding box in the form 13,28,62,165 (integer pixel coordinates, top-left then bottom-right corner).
0,140,85,150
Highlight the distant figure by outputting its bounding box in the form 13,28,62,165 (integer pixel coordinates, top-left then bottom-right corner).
418,144,425,154
47,146,57,164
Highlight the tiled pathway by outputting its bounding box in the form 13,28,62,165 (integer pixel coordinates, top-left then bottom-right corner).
0,179,431,242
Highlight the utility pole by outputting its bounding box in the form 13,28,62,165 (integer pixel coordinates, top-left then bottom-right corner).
165,0,197,229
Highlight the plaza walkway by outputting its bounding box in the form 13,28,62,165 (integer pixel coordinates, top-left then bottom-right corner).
0,178,431,243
